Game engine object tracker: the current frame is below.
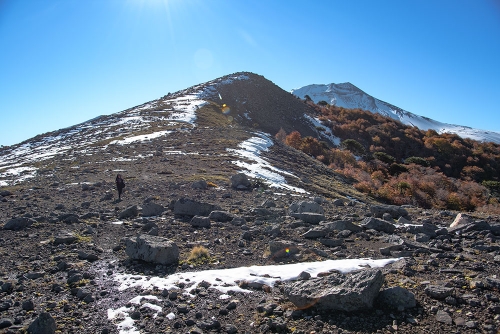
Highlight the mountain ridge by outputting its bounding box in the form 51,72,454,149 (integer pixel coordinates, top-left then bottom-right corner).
291,82,500,144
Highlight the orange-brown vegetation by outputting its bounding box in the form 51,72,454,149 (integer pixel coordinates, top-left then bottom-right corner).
280,102,500,212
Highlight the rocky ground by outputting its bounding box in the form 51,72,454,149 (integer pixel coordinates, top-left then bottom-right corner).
1,143,500,333
1,73,500,333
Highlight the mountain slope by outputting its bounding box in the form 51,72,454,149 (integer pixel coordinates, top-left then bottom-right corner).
0,72,500,334
291,82,500,144
0,72,353,199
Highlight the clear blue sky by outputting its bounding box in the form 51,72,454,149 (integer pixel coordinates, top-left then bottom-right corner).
1,0,499,147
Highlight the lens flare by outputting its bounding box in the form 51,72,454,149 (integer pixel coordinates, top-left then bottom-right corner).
222,104,231,115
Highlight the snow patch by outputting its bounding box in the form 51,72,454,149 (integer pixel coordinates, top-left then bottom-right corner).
228,132,307,193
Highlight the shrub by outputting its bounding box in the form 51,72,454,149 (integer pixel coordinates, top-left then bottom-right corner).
396,181,411,195
187,246,210,264
404,156,430,167
373,152,396,164
300,137,324,157
389,163,408,176
341,139,366,156
285,131,302,149
275,128,287,143
482,180,500,191
317,100,329,106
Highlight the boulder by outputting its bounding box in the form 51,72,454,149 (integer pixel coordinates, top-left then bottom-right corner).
173,198,221,217
449,213,472,229
27,312,57,334
231,173,252,190
53,231,77,245
425,285,454,300
288,201,324,215
321,220,362,232
0,190,13,197
269,240,300,258
3,217,36,231
376,286,416,310
191,180,208,190
301,227,328,239
370,205,408,219
448,219,491,234
290,212,325,224
332,199,345,206
361,217,396,233
396,216,412,225
119,205,139,219
402,222,438,238
209,211,234,222
283,269,384,312
125,234,179,265
318,238,343,247
142,202,165,217
231,217,247,226
190,216,211,228
58,213,79,224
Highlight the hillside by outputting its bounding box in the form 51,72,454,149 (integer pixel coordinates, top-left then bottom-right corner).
0,72,499,334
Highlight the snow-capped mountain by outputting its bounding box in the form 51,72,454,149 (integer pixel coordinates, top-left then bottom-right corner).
291,83,500,144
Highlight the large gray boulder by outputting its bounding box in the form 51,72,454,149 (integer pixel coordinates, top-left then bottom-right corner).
361,217,396,233
119,205,139,219
142,202,165,217
301,227,328,239
125,234,179,265
370,205,408,219
376,286,416,310
53,231,77,245
289,200,325,224
190,216,211,228
27,312,57,334
173,198,221,217
448,214,491,233
231,173,252,190
321,220,362,232
209,211,234,222
3,217,36,231
401,222,438,238
283,269,384,312
288,201,324,215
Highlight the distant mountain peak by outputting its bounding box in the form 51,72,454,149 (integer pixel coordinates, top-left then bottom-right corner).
291,82,500,144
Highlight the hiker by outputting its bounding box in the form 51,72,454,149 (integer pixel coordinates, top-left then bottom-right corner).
116,174,125,200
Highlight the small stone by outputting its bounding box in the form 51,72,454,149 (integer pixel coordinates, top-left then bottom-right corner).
436,310,452,324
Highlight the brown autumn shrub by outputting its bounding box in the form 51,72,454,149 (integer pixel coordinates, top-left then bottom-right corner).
285,131,302,149
275,128,287,143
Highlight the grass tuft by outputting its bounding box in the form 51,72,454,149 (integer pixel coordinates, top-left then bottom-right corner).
187,245,211,265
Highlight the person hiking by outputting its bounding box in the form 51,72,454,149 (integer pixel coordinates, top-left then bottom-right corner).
116,174,125,200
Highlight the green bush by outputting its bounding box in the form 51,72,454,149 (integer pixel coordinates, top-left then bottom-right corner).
389,163,408,176
404,156,430,167
373,151,396,164
341,139,366,156
482,180,500,191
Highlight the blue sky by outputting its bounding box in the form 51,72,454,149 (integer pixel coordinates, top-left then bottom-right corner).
1,0,499,147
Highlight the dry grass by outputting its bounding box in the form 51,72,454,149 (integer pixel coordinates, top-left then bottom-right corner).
187,245,211,265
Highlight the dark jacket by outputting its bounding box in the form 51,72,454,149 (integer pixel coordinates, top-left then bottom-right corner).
116,176,125,190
